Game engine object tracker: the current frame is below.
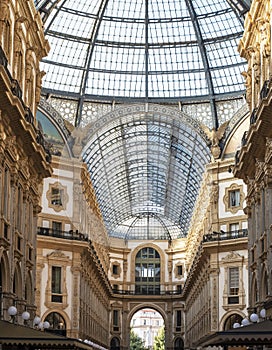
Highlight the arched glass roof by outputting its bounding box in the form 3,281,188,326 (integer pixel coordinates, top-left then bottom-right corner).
82,106,210,239
35,0,250,127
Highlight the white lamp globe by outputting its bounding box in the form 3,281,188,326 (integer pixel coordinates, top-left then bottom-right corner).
250,313,259,323
233,322,241,328
241,318,250,326
33,316,41,325
43,321,50,329
8,306,17,316
22,311,30,320
260,309,266,318
38,321,44,329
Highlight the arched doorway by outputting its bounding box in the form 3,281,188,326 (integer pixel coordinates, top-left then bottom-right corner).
130,308,165,349
44,312,66,336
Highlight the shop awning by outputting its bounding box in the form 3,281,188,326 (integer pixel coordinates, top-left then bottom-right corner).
0,320,92,349
202,319,272,347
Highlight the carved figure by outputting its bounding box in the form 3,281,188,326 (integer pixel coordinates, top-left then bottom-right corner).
258,18,270,58
202,121,229,160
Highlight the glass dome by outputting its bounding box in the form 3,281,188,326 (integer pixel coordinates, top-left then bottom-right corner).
35,0,251,240
35,0,249,126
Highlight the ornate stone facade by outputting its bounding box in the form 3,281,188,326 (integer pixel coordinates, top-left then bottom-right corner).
234,0,272,319
0,0,51,324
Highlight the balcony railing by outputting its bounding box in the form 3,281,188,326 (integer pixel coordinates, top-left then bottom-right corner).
37,227,88,241
112,289,182,296
203,229,248,242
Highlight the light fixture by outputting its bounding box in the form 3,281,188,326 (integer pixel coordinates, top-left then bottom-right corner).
33,316,41,326
260,308,266,319
233,322,241,328
43,321,50,329
22,311,30,321
38,320,51,330
7,306,17,316
241,318,250,326
250,313,259,323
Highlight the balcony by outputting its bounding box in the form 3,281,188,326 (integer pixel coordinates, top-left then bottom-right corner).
203,229,248,242
112,289,182,296
37,227,88,241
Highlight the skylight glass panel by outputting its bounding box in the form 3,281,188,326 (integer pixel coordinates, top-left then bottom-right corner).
199,12,242,39
64,0,102,14
104,0,145,19
47,9,96,37
206,39,245,68
40,62,82,93
45,36,88,67
98,20,145,44
194,0,229,14
211,66,246,94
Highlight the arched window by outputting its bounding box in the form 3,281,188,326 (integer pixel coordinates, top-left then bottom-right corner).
135,247,160,295
260,267,268,300
223,314,243,330
110,337,120,350
13,263,22,299
174,337,184,350
44,312,66,336
25,272,33,304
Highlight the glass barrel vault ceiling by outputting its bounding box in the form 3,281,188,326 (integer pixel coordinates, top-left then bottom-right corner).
35,0,249,126
82,110,211,239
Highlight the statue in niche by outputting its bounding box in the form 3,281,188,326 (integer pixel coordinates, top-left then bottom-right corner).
241,70,252,109
258,18,270,58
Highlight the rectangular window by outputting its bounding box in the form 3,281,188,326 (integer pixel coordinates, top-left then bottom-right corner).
230,223,239,237
52,221,62,234
177,285,182,294
228,267,239,304
112,264,118,275
17,185,22,231
51,188,63,206
177,265,183,276
229,190,240,207
52,266,62,303
176,310,181,331
3,168,9,218
113,310,119,331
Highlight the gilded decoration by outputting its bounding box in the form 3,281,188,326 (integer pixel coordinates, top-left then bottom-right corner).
223,183,245,214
